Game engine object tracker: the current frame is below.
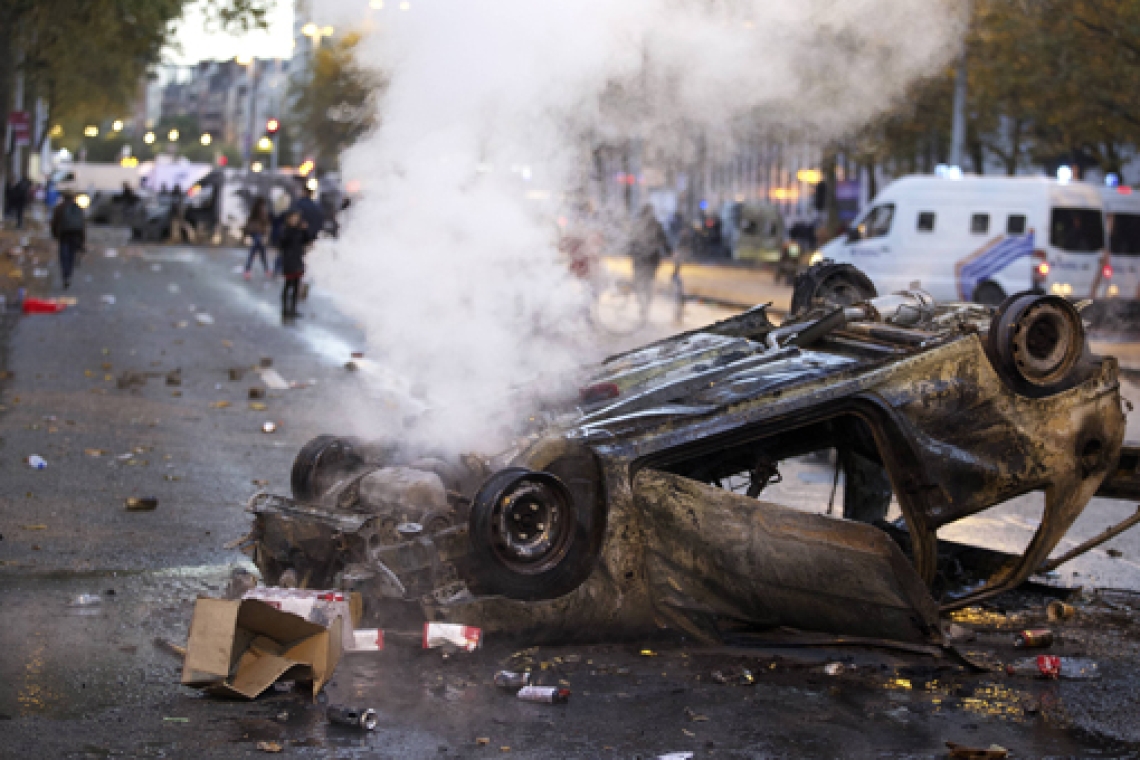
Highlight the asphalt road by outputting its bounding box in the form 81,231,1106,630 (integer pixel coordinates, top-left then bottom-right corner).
3,232,1140,758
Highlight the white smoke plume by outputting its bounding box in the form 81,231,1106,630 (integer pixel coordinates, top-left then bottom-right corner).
311,0,961,453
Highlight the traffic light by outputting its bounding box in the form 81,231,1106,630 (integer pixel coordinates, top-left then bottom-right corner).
266,118,280,135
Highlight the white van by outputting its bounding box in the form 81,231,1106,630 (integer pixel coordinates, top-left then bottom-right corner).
1101,186,1140,300
818,175,1106,305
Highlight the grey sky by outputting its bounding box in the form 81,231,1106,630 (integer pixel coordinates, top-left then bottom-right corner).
165,0,296,64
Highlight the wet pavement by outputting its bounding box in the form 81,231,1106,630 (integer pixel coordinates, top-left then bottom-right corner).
4,231,1140,757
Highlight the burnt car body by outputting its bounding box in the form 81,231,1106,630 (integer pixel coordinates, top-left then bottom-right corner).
245,266,1128,646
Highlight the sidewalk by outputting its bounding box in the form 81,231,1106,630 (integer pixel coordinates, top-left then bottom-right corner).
602,256,793,314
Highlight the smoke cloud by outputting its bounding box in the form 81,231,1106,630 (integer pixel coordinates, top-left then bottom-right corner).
311,0,961,453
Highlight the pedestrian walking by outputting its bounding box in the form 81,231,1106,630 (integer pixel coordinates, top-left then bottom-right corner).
9,176,30,229
629,205,671,321
242,197,272,279
50,191,85,289
295,184,326,243
279,211,308,320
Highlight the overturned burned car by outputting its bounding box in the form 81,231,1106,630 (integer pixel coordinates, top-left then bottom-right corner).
244,263,1134,647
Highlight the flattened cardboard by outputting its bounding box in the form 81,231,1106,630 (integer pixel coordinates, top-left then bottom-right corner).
181,597,342,700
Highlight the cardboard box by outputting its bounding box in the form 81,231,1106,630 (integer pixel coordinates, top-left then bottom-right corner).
241,588,355,651
181,597,342,700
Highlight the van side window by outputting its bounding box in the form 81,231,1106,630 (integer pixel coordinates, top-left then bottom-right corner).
1051,208,1105,252
917,212,936,232
971,214,990,234
1007,214,1027,235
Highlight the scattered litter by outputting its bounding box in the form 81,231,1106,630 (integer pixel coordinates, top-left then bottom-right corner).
684,707,708,722
104,248,119,258
154,637,187,660
344,361,359,372
494,671,531,691
351,351,364,359
946,741,1009,759
397,522,423,538
181,597,342,700
1013,629,1054,648
260,357,273,368
272,681,295,693
476,738,490,746
350,629,384,652
168,284,180,294
175,321,188,329
640,649,657,657
1107,548,1124,558
228,368,244,381
166,369,182,386
21,524,47,531
260,369,289,390
101,295,116,305
241,588,356,650
1006,655,1099,679
162,717,189,724
249,387,266,399
22,298,66,314
423,622,482,652
326,705,378,731
70,594,102,607
1047,601,1075,622
517,686,569,704
657,754,695,760
151,263,162,272
262,422,277,434
85,448,107,457
194,313,215,326
823,663,846,676
25,455,47,469
255,741,283,753
252,479,270,487
250,402,268,412
125,497,159,512
209,401,231,409
32,268,49,278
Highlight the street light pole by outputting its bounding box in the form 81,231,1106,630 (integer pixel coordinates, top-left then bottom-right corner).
949,0,971,171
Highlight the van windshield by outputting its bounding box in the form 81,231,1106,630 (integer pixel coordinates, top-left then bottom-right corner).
1111,213,1140,255
1050,208,1104,253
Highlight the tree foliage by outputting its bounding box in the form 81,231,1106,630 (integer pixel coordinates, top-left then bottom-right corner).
290,32,383,170
860,0,1140,177
0,0,272,141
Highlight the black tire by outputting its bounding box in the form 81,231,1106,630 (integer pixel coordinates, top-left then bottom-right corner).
467,468,595,600
790,260,877,316
290,435,367,502
987,293,1086,398
973,281,1006,307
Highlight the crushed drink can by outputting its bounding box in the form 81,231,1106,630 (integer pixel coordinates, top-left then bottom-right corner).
517,686,570,704
326,705,378,731
1013,629,1054,648
494,671,531,690
423,622,482,652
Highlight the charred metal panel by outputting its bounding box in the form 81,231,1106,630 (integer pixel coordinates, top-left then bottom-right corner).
632,470,941,644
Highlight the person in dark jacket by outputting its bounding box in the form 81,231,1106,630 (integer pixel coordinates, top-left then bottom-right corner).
243,197,272,279
629,204,671,320
49,191,86,289
9,177,30,228
279,210,308,320
294,186,325,243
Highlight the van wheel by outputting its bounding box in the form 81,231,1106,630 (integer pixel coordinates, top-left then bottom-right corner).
791,261,878,316
973,282,1006,307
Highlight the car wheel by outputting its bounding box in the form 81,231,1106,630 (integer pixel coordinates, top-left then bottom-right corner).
291,435,368,502
973,281,1006,307
468,468,594,600
791,260,878,316
987,293,1086,398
